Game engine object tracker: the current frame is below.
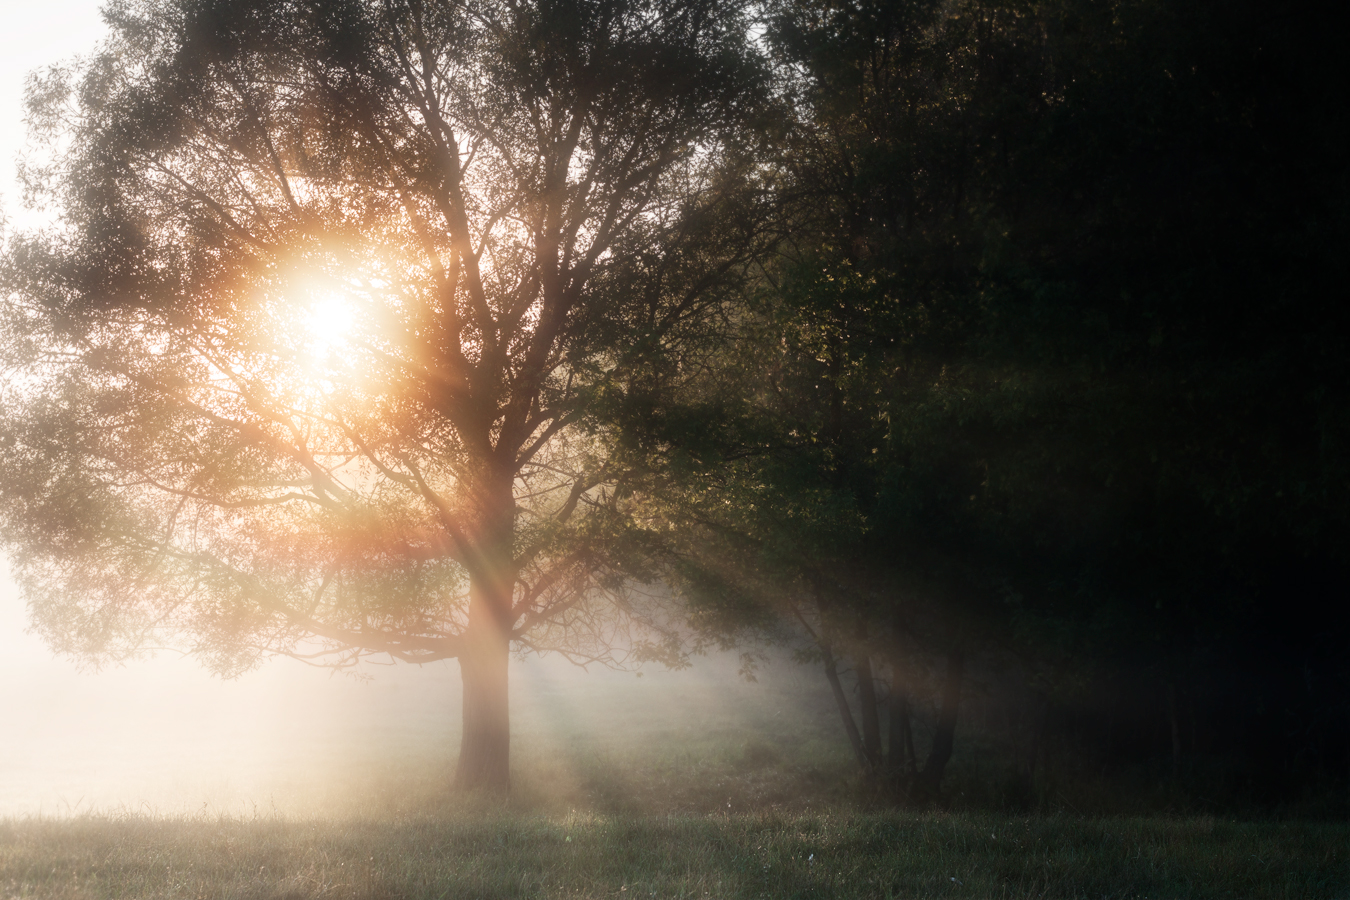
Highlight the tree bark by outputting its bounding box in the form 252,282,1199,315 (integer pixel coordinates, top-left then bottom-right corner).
886,617,917,780
916,648,964,798
455,602,511,793
454,474,516,794
809,587,868,770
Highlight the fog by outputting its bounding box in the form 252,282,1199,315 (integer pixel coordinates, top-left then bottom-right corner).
0,565,842,818
1,565,456,816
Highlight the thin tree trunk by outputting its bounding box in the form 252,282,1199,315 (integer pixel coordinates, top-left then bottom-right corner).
886,677,916,777
809,587,867,771
886,615,916,779
917,648,964,798
856,651,883,771
823,644,868,770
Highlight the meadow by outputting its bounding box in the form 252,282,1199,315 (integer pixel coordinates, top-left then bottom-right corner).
3,808,1347,899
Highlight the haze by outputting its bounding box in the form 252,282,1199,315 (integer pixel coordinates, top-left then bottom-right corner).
4,561,841,817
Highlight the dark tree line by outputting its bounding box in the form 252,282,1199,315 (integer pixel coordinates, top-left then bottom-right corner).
642,0,1350,809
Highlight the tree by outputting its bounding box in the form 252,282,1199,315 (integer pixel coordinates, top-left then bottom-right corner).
0,0,768,793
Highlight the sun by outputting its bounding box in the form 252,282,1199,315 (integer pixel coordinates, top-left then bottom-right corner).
294,280,362,371
305,289,358,354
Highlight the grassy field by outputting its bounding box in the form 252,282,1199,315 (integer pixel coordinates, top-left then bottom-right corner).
3,809,1347,899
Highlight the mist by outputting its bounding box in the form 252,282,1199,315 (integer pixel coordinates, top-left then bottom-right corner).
0,567,844,819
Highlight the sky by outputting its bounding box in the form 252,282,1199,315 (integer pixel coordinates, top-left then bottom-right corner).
0,1,108,233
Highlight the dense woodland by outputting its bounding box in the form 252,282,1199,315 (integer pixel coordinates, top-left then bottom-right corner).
652,0,1350,812
0,0,1346,812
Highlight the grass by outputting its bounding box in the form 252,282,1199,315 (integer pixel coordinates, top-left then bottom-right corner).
3,809,1347,899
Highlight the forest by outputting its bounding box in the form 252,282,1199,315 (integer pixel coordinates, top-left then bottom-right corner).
0,0,1346,825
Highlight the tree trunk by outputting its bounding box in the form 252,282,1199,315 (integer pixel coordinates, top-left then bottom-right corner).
454,475,516,795
811,588,868,770
822,644,868,770
885,616,917,781
856,651,883,771
456,608,511,793
916,648,964,799
887,677,916,776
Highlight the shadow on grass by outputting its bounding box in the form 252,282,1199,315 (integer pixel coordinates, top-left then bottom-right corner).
3,811,1347,899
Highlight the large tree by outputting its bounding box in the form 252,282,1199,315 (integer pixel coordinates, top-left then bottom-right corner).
0,0,767,792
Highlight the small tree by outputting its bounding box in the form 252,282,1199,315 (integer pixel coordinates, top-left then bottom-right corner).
0,0,768,793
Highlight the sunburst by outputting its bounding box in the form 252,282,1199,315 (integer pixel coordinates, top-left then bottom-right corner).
302,286,359,362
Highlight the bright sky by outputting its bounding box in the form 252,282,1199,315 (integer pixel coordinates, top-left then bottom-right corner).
0,0,107,232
